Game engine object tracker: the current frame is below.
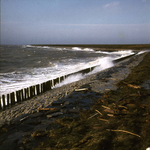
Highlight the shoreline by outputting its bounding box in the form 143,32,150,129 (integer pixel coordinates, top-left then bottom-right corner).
0,53,146,123
0,52,149,150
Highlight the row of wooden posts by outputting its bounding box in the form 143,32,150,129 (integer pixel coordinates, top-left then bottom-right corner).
0,66,95,110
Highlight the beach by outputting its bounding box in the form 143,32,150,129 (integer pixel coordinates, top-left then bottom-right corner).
0,49,149,149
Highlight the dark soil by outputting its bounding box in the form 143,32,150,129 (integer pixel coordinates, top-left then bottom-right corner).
31,53,150,150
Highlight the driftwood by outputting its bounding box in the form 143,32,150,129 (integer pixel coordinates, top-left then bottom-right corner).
87,113,99,120
107,114,114,117
123,81,141,89
104,109,115,114
101,105,111,109
106,129,141,138
37,108,55,111
95,109,103,116
98,118,108,122
75,88,88,91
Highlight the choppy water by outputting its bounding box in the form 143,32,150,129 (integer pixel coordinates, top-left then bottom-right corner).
0,45,145,97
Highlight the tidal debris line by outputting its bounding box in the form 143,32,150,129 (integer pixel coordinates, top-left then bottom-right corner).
0,66,95,110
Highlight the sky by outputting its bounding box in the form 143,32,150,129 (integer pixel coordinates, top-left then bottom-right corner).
1,0,150,45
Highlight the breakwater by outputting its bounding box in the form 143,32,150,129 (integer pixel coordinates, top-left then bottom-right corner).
0,66,95,110
0,53,137,110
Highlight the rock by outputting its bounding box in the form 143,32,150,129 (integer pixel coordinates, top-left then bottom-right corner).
64,100,70,105
41,119,55,124
60,108,68,113
34,124,49,131
47,112,63,118
16,124,34,132
68,109,80,114
3,132,24,143
30,112,43,118
45,107,60,115
51,101,64,106
22,118,41,125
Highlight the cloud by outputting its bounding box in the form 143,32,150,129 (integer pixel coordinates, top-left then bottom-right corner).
103,2,119,8
142,0,147,2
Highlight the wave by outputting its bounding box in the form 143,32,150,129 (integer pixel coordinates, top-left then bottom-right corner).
72,47,94,52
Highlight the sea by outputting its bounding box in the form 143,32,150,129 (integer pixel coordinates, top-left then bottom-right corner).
0,45,148,103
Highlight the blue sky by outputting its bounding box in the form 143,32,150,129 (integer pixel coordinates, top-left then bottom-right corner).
1,0,150,45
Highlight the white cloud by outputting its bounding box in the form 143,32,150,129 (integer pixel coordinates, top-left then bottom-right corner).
142,0,147,2
103,2,119,8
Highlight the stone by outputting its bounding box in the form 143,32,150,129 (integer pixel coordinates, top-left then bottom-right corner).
47,112,63,118
3,132,24,143
68,109,80,114
60,109,68,113
45,107,60,115
34,124,49,131
23,118,41,125
41,119,55,124
51,101,64,106
64,101,70,105
30,112,43,118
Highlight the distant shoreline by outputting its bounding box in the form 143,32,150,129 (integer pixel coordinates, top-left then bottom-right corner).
31,44,150,51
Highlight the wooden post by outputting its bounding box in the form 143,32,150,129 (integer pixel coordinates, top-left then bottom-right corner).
16,91,20,103
41,84,43,93
2,95,6,109
49,80,52,90
52,80,54,87
32,86,35,96
43,82,45,92
24,88,27,100
36,84,40,95
60,76,64,82
30,86,33,98
19,90,22,101
0,97,1,110
11,92,15,105
27,88,29,99
54,78,59,86
21,89,24,101
7,94,9,107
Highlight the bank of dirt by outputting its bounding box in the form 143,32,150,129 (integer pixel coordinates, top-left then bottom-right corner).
0,52,149,150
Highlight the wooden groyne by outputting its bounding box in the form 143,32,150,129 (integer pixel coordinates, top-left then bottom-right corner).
0,53,136,110
0,66,95,110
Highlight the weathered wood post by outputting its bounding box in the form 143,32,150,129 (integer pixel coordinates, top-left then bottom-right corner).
27,88,29,99
43,82,46,92
41,84,43,93
11,92,15,105
24,88,27,100
60,76,64,82
36,84,39,95
32,86,35,96
54,78,59,86
2,95,5,109
0,97,1,110
7,94,10,107
30,86,33,99
21,89,24,101
16,91,20,103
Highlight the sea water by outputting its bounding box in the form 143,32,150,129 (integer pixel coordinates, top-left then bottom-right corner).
0,45,146,100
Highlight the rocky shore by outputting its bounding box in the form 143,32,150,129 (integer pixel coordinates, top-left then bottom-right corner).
0,52,147,150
